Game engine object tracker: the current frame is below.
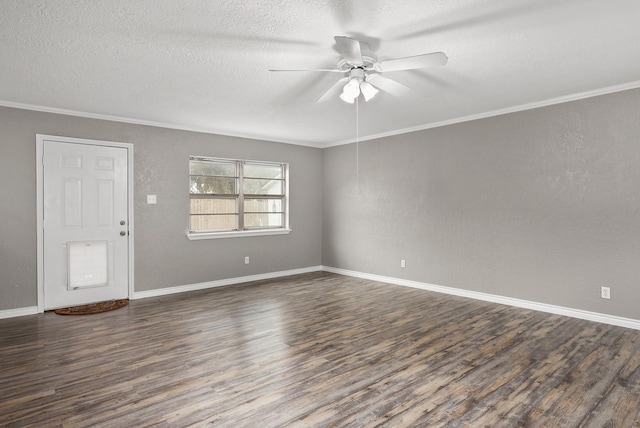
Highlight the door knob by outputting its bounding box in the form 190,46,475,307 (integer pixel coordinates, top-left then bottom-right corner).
120,231,127,236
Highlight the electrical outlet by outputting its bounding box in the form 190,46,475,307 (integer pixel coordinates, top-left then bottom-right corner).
146,194,157,204
244,256,250,265
601,286,611,299
400,259,406,268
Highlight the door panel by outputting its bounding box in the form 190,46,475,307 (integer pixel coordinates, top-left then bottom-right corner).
43,141,129,309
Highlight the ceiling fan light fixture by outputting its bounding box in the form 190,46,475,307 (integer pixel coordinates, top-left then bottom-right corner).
360,81,379,102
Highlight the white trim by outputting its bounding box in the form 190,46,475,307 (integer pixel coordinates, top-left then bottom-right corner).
187,229,292,240
5,264,638,329
325,79,640,147
0,100,322,148
132,266,323,299
0,306,38,320
322,266,640,331
5,80,640,149
36,134,135,313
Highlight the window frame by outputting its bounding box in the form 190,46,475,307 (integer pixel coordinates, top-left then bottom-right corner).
187,156,290,240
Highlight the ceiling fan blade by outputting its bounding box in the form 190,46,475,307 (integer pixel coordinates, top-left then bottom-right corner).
373,52,448,72
317,77,348,103
366,74,411,97
269,68,343,73
334,36,363,66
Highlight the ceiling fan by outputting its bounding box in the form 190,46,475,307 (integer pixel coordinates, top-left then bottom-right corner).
269,36,448,104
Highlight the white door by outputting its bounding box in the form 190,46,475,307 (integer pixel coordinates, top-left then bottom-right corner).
42,140,129,309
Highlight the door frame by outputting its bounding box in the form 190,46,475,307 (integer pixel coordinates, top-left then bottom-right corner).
36,134,134,313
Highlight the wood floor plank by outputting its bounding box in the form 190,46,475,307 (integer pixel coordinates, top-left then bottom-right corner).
1,272,639,427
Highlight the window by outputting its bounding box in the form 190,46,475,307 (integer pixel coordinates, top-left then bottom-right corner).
188,156,289,238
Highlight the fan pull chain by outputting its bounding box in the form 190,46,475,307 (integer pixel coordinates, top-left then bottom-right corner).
356,96,359,188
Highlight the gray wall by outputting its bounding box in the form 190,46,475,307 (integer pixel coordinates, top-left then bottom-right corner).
0,107,323,310
2,87,639,320
323,89,640,320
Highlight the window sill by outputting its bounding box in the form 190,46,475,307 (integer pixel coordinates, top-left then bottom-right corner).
187,229,292,240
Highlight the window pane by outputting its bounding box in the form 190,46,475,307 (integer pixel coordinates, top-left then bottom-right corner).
190,176,237,195
243,178,283,195
190,214,238,231
244,163,283,179
244,213,284,229
189,160,236,177
244,198,282,213
191,198,237,214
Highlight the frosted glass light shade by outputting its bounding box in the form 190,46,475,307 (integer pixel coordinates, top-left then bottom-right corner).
360,81,379,102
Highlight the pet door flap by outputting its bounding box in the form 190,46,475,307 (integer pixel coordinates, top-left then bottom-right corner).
68,241,108,289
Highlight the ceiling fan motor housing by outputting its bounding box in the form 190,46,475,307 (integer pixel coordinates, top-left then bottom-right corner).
348,68,366,83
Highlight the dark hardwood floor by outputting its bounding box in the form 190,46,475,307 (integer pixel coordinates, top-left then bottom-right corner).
1,272,639,427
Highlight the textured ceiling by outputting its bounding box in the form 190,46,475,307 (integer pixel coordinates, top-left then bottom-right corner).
1,0,640,147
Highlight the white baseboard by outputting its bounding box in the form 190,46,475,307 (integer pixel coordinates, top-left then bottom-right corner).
5,266,638,331
132,266,323,300
322,266,640,331
0,306,38,320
